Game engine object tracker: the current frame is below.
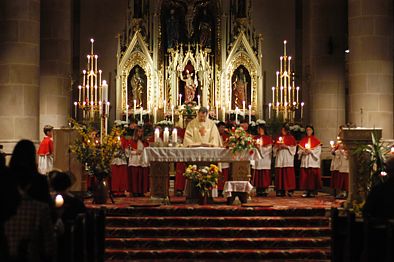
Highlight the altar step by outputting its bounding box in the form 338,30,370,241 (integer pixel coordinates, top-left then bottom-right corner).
104,206,331,260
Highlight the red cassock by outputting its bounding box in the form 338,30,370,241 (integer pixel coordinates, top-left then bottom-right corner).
252,135,272,189
217,132,230,191
110,136,130,193
174,128,187,191
274,134,296,191
37,136,53,156
298,135,322,190
128,139,149,194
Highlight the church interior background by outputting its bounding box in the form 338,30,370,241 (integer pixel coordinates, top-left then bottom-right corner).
0,0,393,156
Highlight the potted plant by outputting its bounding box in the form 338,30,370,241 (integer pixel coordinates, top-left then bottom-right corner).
70,120,123,204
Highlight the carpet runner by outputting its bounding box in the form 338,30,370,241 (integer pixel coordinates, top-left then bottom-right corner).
89,194,342,261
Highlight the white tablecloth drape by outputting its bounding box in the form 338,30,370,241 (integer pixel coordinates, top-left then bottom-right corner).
142,147,263,165
223,181,254,197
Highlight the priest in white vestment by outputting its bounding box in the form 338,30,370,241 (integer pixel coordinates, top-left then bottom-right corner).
183,107,222,147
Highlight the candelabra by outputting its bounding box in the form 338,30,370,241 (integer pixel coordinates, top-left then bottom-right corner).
74,39,110,138
268,40,304,122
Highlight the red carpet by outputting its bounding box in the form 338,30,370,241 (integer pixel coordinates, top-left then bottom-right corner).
86,192,344,261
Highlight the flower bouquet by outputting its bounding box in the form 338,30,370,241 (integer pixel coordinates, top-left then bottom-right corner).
227,127,256,155
183,164,220,197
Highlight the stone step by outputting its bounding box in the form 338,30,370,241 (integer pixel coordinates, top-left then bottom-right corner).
106,216,330,227
105,206,327,217
106,226,331,238
105,248,331,260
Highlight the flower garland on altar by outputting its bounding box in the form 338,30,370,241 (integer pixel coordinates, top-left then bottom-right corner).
226,127,256,155
183,164,220,196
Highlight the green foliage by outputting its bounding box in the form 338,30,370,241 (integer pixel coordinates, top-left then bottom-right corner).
227,127,256,155
70,120,124,177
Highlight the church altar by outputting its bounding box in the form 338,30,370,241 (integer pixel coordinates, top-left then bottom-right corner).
142,147,263,203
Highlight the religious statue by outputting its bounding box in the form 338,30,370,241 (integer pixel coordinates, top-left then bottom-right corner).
166,9,179,50
130,67,144,107
232,67,247,108
180,69,197,104
198,9,212,49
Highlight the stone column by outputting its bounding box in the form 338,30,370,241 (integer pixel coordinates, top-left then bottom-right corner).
0,0,40,152
305,0,346,149
39,0,72,139
348,0,393,139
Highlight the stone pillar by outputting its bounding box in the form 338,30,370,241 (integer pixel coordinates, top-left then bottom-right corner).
348,0,393,139
305,0,346,150
0,0,40,152
39,0,72,139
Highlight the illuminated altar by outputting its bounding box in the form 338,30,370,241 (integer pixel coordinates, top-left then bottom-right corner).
115,0,264,125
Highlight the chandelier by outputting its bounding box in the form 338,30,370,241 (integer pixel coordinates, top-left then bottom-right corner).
269,40,304,122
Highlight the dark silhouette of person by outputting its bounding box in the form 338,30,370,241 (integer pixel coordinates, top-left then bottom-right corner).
363,156,394,219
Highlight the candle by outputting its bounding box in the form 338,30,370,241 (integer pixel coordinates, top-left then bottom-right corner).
102,80,108,102
94,86,98,104
82,70,86,87
55,194,64,208
171,105,175,124
90,38,94,54
163,127,169,143
280,56,283,73
276,71,279,87
133,99,137,116
248,105,252,123
140,107,143,123
235,107,239,124
391,147,394,154
279,136,283,143
99,70,102,88
163,100,167,114
288,56,291,73
86,86,90,102
82,101,86,119
242,101,246,116
99,101,102,116
280,86,283,105
284,40,287,56
154,106,157,124
197,95,201,106
179,94,182,106
126,104,129,123
74,102,77,119
305,143,311,150
106,101,110,115
154,128,160,143
78,85,82,102
268,103,272,119
296,86,300,103
301,102,304,119
172,128,177,144
272,86,275,105
330,141,335,148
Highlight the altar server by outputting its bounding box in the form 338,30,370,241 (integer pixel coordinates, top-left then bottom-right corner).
298,125,322,197
217,122,230,196
110,134,129,195
174,127,187,196
128,126,149,197
273,125,296,197
37,125,54,175
252,124,272,196
335,143,349,199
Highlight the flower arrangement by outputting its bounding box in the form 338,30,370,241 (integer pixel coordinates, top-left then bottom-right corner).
70,120,123,178
156,120,173,129
226,127,256,155
183,164,220,196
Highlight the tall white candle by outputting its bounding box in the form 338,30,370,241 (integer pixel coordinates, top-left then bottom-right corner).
296,86,300,104
179,94,182,106
163,127,169,143
197,95,200,106
140,107,143,123
235,107,239,124
55,194,64,208
280,86,283,105
82,102,86,119
248,105,252,123
242,101,246,116
86,86,90,102
284,40,287,56
102,80,108,102
280,56,283,74
74,102,77,119
163,100,167,114
126,104,129,123
78,85,82,102
276,71,279,87
133,99,137,117
154,107,157,124
171,105,175,124
82,70,86,87
94,86,98,104
99,101,102,116
301,102,304,119
272,86,275,105
288,56,291,73
172,128,177,144
99,70,102,88
222,106,226,122
268,103,272,119
154,128,160,143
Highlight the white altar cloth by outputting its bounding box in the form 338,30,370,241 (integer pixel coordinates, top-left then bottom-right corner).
142,147,262,164
223,181,254,197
